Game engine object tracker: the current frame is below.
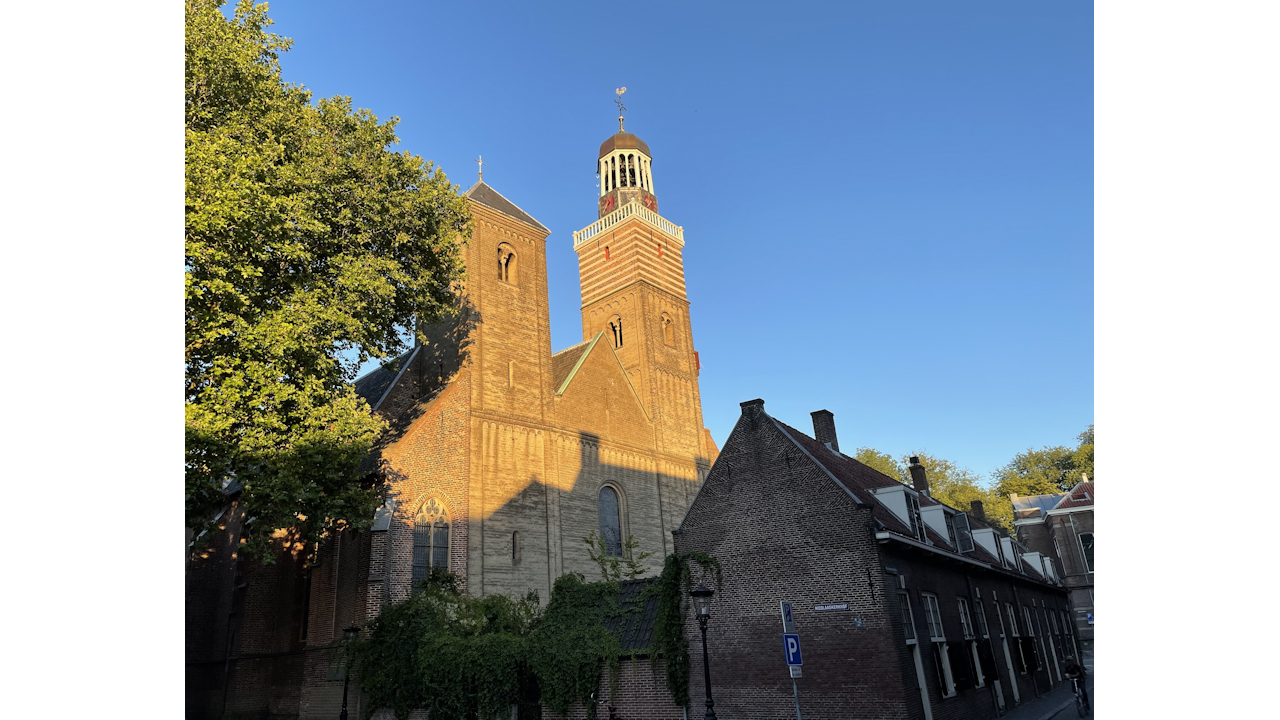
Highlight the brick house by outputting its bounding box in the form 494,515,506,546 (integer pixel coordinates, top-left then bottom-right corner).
1010,482,1094,665
186,123,720,720
629,399,1083,720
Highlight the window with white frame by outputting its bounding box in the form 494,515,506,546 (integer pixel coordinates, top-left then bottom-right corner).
1078,532,1095,572
922,594,946,641
907,492,926,542
1005,603,1020,637
945,512,958,548
1049,609,1060,634
1023,607,1036,639
899,593,917,644
957,598,975,639
973,597,990,637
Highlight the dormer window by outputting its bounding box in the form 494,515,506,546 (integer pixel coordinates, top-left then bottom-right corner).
906,492,925,542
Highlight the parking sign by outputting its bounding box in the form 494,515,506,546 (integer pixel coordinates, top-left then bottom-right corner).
783,634,803,665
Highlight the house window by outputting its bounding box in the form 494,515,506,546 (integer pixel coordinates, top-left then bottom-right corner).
945,513,958,548
1005,603,1020,637
1050,609,1060,634
973,598,990,638
412,497,450,584
899,593,918,644
907,492,926,542
497,243,517,285
957,598,975,639
922,594,946,641
598,485,623,556
1078,532,1094,572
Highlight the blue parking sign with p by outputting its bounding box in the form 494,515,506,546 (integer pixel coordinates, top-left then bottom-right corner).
783,633,802,665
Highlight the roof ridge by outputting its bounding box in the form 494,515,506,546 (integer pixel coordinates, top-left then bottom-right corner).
465,180,550,233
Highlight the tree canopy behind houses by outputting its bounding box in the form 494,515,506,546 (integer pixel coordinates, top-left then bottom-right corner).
185,0,472,557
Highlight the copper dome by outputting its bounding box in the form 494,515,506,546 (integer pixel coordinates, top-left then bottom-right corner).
598,132,651,159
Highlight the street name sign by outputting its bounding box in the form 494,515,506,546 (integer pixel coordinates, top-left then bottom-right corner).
813,603,849,612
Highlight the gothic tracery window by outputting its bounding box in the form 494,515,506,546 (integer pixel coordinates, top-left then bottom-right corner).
413,497,450,584
598,485,623,557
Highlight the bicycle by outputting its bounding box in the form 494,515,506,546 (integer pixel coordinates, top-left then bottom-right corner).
1071,677,1090,717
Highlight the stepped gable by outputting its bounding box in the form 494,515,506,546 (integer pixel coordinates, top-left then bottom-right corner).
465,181,549,233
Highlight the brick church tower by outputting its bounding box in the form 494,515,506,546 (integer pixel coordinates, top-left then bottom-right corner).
573,123,709,464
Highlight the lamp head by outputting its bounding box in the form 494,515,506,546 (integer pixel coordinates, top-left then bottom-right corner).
689,584,714,618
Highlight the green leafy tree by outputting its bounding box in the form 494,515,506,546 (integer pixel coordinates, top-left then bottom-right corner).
993,424,1095,499
853,447,1014,532
583,531,654,582
185,0,472,558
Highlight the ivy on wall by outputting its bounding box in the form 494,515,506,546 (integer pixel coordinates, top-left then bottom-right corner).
351,554,721,719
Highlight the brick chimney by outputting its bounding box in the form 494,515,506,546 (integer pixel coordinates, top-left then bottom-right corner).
970,500,986,522
908,456,930,496
740,398,766,424
810,410,839,452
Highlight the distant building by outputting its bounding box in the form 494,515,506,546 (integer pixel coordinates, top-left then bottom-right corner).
1011,481,1094,663
596,399,1083,720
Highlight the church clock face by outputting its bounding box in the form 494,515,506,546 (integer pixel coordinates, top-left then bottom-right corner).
599,194,617,214
641,192,656,211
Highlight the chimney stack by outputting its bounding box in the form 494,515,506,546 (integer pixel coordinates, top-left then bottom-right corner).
908,456,930,496
740,398,766,424
970,500,986,522
810,410,839,452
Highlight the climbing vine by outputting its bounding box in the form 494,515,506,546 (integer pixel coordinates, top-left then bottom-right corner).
350,552,721,719
649,551,722,707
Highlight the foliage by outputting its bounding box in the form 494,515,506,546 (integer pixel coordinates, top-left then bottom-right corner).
583,531,654,582
853,447,1014,532
351,572,540,720
993,424,1095,500
650,552,722,708
525,573,623,713
853,447,903,481
185,0,472,558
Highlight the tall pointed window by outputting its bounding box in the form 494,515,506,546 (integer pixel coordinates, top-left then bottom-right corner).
497,244,517,285
598,485,623,556
661,313,675,346
413,497,450,584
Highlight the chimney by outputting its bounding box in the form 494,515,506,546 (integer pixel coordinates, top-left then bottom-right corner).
970,500,986,522
810,410,839,452
908,456,930,496
740,398,766,425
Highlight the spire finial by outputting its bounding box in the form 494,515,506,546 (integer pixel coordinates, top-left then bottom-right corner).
614,87,627,132
474,155,487,182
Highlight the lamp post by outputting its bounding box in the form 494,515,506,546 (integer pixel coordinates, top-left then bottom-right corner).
339,625,359,720
689,584,718,720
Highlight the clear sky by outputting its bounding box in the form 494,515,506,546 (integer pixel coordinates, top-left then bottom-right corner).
250,0,1093,481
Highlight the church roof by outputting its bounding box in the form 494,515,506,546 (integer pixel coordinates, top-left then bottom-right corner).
550,337,595,393
354,347,418,412
465,181,549,234
599,131,651,159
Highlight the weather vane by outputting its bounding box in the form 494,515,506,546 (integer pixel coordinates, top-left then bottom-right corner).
474,155,487,182
615,87,627,132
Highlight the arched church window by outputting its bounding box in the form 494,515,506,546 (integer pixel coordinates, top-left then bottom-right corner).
497,243,517,285
598,485,623,557
607,315,623,349
412,497,450,584
661,313,675,346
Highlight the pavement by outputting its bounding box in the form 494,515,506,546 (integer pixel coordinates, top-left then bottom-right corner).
997,676,1094,720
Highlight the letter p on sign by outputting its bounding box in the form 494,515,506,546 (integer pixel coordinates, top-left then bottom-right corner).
783,633,803,665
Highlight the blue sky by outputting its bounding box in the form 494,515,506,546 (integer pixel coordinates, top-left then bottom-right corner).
251,0,1093,480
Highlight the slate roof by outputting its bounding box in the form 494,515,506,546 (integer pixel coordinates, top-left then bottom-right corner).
354,348,417,410
550,337,595,394
465,181,549,233
601,578,661,653
767,416,1059,586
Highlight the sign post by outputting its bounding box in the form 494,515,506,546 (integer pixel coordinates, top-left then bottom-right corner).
780,602,803,720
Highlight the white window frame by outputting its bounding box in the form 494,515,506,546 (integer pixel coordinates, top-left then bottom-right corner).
934,641,958,698
1006,603,1020,637
957,598,975,639
1078,532,1095,573
922,594,947,641
973,597,990,638
900,592,918,645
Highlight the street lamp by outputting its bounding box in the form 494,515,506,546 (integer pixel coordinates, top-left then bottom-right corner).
689,584,718,720
339,625,360,720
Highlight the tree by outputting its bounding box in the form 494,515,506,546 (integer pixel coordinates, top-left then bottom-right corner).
853,447,1014,532
993,424,1095,500
185,0,472,558
583,531,654,582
